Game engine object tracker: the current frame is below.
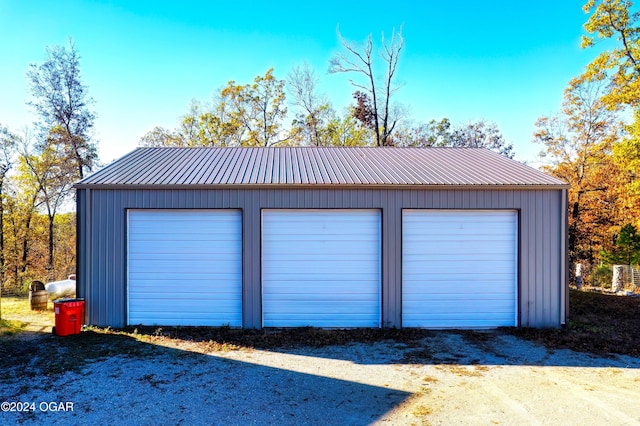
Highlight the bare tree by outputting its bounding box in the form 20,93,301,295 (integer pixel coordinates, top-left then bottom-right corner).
288,63,331,146
449,120,515,158
329,26,404,146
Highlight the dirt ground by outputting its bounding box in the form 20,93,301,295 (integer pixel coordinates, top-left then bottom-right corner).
1,293,640,425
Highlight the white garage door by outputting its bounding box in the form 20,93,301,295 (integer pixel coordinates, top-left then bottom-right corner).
262,210,381,327
402,210,517,328
127,210,242,326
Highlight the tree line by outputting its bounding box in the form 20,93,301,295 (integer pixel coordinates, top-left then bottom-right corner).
139,28,514,157
534,0,640,284
0,40,96,292
134,0,640,284
4,0,638,292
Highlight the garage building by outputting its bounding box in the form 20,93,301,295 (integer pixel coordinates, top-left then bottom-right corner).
75,147,568,329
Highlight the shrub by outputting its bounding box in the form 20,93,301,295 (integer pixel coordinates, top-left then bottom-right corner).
590,264,612,288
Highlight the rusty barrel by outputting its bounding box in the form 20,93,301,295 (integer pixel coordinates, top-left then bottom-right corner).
29,281,48,310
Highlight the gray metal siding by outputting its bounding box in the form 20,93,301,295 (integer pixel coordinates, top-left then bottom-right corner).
76,187,566,329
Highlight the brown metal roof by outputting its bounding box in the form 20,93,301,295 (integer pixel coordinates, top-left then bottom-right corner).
75,147,567,188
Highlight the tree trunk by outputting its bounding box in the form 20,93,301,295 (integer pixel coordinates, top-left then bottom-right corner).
10,216,18,288
0,182,4,290
20,210,33,280
612,265,624,292
575,263,583,290
47,213,55,280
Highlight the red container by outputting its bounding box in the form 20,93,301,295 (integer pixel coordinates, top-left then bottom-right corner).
53,298,84,336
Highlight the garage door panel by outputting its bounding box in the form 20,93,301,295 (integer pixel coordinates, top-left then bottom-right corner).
129,266,239,276
131,312,238,326
263,245,380,255
405,310,516,320
128,210,242,327
262,210,381,328
129,282,238,294
130,238,240,249
263,280,382,288
404,274,515,282
403,210,517,328
262,234,379,242
406,294,513,316
132,298,241,311
131,223,240,231
404,262,513,281
404,248,514,257
404,210,514,221
130,235,240,245
262,266,380,277
262,287,380,299
403,285,515,295
130,274,241,285
264,317,378,328
404,317,515,328
405,236,514,245
129,253,240,263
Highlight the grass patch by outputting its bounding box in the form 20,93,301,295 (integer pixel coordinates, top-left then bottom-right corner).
506,290,640,356
0,318,27,335
0,296,55,329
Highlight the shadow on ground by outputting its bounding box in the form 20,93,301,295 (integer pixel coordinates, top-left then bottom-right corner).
1,330,411,425
109,324,640,368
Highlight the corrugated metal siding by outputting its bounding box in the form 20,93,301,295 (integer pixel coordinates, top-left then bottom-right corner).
77,147,567,187
76,187,566,329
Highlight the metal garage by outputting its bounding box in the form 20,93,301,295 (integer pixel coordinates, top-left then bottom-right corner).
402,210,518,328
75,146,568,329
262,210,381,327
127,209,242,326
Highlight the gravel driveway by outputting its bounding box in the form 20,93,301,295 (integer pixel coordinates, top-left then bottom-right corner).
2,329,640,425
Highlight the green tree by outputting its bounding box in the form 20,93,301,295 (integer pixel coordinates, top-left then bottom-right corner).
612,109,640,221
325,113,371,146
139,126,186,147
22,132,76,278
5,159,40,287
221,69,288,146
27,39,97,179
188,99,244,147
0,125,17,287
604,223,640,264
580,0,640,107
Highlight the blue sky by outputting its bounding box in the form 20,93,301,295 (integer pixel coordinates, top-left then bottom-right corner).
0,1,601,165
